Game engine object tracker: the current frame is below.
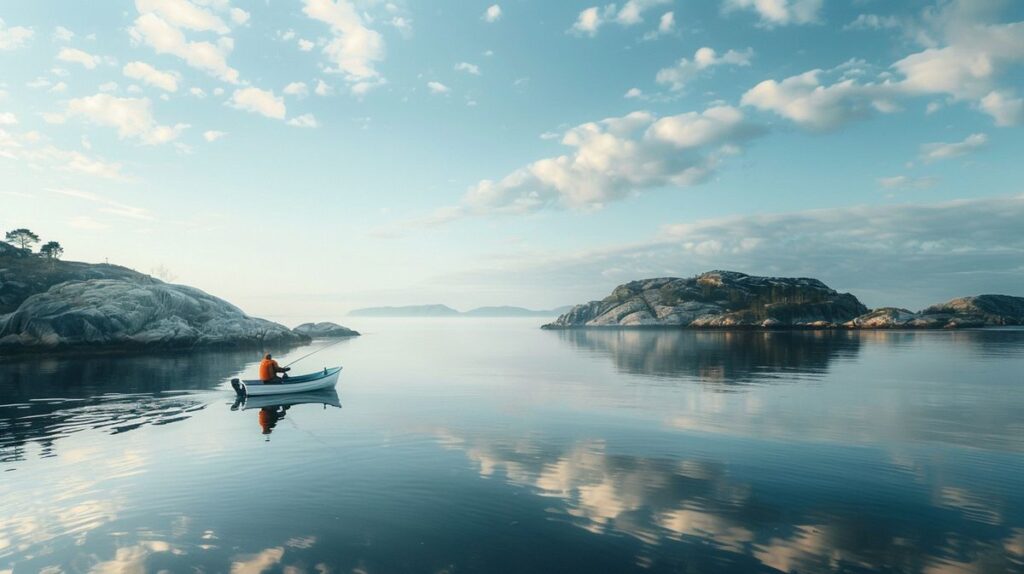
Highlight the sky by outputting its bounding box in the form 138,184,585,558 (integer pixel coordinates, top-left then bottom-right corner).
1,0,1022,322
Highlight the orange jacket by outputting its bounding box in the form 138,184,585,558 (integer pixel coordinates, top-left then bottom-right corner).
259,358,281,381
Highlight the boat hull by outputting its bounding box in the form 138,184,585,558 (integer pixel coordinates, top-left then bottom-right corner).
238,366,341,396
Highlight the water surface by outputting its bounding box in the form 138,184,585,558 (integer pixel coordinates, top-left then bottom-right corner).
2,320,1023,573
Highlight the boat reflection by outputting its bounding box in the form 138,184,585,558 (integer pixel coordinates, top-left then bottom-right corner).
231,389,342,440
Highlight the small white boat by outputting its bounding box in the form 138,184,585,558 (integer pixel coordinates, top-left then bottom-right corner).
231,366,341,396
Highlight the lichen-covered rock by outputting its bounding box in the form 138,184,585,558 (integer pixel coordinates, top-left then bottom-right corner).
843,307,918,328
0,279,308,352
0,255,149,314
293,322,360,338
543,271,868,329
843,295,1024,329
920,295,1024,326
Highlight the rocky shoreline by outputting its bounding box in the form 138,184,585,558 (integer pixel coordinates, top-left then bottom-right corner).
543,271,1024,330
0,249,317,355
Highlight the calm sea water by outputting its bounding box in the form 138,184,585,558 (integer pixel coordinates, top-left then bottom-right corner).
2,319,1023,573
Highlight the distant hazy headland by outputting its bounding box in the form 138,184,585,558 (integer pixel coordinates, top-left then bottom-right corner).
349,304,572,318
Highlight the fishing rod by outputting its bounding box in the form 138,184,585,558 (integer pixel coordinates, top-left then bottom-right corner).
283,338,349,368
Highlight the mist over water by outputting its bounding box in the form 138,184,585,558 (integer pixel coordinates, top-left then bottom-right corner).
2,320,1023,573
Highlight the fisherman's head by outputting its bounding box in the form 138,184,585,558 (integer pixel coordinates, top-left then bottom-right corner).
265,353,272,360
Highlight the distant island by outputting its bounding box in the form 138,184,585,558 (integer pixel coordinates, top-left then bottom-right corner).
350,304,572,318
544,271,1024,330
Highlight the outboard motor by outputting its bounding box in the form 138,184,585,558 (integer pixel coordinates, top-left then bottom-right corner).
230,378,244,396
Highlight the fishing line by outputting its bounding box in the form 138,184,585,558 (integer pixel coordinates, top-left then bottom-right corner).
283,338,348,368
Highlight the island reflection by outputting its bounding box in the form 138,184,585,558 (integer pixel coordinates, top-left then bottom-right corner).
0,350,258,463
554,329,863,385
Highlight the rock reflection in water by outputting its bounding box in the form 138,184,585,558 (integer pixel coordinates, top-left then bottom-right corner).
0,350,257,463
555,329,862,385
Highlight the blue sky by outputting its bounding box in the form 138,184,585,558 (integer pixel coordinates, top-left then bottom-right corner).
1,0,1022,321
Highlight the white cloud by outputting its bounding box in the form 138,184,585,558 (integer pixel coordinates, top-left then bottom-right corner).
129,11,240,83
297,38,314,51
230,8,250,25
624,88,643,99
57,47,101,69
287,113,319,128
752,7,1024,130
656,47,754,92
203,130,226,141
49,187,154,221
42,111,66,124
61,151,124,179
284,81,308,97
303,0,385,90
920,133,987,162
722,0,823,27
229,87,286,119
135,0,229,33
0,19,33,50
65,93,188,145
741,68,898,131
448,106,761,218
50,81,68,93
123,61,179,92
979,90,1023,126
189,86,205,97
389,16,412,32
427,81,450,94
658,11,675,33
892,38,1024,102
314,79,333,96
571,7,607,36
454,62,480,75
70,216,109,230
1,129,125,179
845,14,901,31
878,175,938,190
573,1,670,36
53,26,75,42
0,112,17,125
615,0,671,25
483,5,502,23
647,106,757,148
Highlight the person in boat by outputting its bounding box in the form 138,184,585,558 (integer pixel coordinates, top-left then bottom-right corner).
258,353,290,383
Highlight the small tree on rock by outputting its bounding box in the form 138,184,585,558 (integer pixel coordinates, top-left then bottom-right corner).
40,241,64,260
5,228,40,250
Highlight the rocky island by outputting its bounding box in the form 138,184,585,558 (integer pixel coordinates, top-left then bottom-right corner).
0,243,307,354
293,322,361,338
544,271,1024,330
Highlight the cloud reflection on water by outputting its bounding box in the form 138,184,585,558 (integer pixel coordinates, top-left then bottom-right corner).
438,429,1024,573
